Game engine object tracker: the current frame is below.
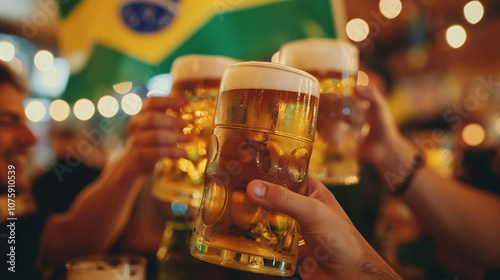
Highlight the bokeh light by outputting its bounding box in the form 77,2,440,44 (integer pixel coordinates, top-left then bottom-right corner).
446,25,467,49
379,0,402,19
42,67,62,87
25,100,46,122
121,93,142,115
49,99,70,122
113,81,133,94
346,18,370,42
495,118,500,135
464,1,484,24
146,89,166,97
98,95,119,118
271,51,280,63
462,123,485,146
73,99,95,121
357,70,370,86
0,41,15,62
34,50,54,72
147,74,172,95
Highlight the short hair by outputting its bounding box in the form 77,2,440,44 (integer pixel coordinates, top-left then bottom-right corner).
0,61,28,94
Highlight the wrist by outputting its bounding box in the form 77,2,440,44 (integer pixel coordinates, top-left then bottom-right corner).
343,235,402,280
374,134,417,174
108,152,142,182
373,134,423,192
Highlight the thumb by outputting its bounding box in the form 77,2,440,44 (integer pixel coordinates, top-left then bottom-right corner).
247,180,328,230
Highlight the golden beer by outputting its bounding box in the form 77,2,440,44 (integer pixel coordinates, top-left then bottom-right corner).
190,62,319,276
152,55,236,207
278,38,362,185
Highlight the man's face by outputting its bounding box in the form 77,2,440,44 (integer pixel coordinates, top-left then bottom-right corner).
0,83,37,190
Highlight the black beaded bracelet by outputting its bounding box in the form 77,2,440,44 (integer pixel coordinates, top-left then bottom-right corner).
392,152,425,196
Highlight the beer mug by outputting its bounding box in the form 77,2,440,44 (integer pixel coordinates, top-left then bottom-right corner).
152,55,236,207
276,38,363,185
190,61,319,276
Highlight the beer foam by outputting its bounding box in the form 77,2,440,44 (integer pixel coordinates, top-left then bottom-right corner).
278,38,359,74
222,61,320,97
171,55,237,81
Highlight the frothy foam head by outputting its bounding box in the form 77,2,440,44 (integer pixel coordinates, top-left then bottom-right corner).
221,61,319,97
278,38,359,74
171,55,237,81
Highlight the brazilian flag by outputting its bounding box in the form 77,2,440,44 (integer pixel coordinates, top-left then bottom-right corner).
58,0,345,103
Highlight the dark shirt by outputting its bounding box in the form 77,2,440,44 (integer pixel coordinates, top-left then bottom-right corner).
2,160,101,279
32,160,101,215
1,213,46,280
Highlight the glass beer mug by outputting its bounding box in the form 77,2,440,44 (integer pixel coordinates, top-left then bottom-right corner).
152,55,236,207
277,38,364,185
190,61,319,276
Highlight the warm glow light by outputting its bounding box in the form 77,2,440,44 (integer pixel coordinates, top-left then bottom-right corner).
73,99,95,121
271,52,280,63
0,41,15,62
121,93,142,115
25,100,46,122
464,1,484,24
346,18,370,42
34,50,54,72
462,123,485,146
357,71,369,86
146,89,166,97
49,99,70,122
407,46,428,69
147,74,172,95
379,0,402,19
113,81,133,94
495,118,500,135
42,67,62,87
446,25,467,49
8,57,23,74
98,95,119,118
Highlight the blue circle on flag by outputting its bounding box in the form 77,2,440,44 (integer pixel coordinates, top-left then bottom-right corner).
121,1,178,33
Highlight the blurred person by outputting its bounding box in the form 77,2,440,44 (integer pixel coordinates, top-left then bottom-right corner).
0,62,40,279
32,123,101,215
354,85,500,276
36,97,190,267
36,96,279,280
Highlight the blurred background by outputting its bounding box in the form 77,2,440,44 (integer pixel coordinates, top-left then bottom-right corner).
1,0,499,279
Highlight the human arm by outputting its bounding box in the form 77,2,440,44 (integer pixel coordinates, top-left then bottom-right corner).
355,85,500,267
246,176,402,280
37,97,189,265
